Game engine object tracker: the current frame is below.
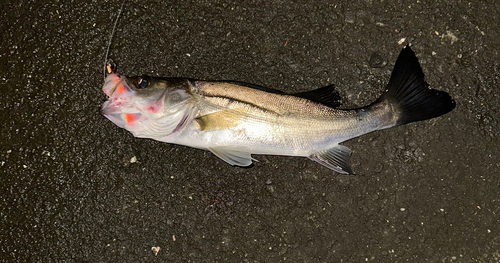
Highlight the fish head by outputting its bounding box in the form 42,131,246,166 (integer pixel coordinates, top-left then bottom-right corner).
101,73,196,139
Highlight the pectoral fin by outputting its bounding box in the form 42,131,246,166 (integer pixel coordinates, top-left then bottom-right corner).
308,145,354,174
209,146,253,167
196,110,242,131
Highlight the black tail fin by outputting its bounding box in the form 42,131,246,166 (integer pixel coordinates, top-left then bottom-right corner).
379,45,455,126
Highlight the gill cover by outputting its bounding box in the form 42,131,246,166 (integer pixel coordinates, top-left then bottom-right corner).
134,89,199,140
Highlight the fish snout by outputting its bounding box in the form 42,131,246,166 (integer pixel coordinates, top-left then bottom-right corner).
102,73,134,97
101,77,143,128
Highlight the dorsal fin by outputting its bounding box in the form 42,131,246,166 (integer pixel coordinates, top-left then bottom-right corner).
294,84,342,108
206,80,342,108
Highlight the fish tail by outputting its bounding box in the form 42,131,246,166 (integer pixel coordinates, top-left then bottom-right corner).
375,45,456,127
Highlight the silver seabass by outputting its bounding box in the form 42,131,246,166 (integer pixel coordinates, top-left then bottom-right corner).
101,46,455,174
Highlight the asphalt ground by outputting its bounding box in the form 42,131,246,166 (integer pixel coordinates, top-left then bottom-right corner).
1,0,499,262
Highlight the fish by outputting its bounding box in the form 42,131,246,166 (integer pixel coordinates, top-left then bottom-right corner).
101,45,455,174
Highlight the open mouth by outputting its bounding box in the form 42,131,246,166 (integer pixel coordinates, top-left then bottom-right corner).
101,73,142,127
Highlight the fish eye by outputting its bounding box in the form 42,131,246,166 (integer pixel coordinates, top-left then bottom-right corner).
138,76,150,89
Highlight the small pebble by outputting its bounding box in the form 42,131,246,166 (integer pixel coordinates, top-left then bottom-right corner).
151,246,160,256
369,52,387,68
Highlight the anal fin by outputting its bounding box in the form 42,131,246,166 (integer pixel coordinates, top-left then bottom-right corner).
209,146,253,167
308,145,354,174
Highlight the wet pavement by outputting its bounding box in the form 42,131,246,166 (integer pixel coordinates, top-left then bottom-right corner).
1,0,499,262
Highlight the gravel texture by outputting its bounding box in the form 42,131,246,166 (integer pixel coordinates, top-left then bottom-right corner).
1,0,499,262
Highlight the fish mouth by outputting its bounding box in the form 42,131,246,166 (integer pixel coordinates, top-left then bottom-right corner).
102,73,122,97
101,101,143,129
100,101,121,115
101,73,127,119
101,73,142,127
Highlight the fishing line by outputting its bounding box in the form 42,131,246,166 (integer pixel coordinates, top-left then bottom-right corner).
103,0,126,80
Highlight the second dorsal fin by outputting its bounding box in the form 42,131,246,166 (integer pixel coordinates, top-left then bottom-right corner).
294,84,342,108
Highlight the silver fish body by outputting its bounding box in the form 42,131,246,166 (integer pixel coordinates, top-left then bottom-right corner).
101,46,455,174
